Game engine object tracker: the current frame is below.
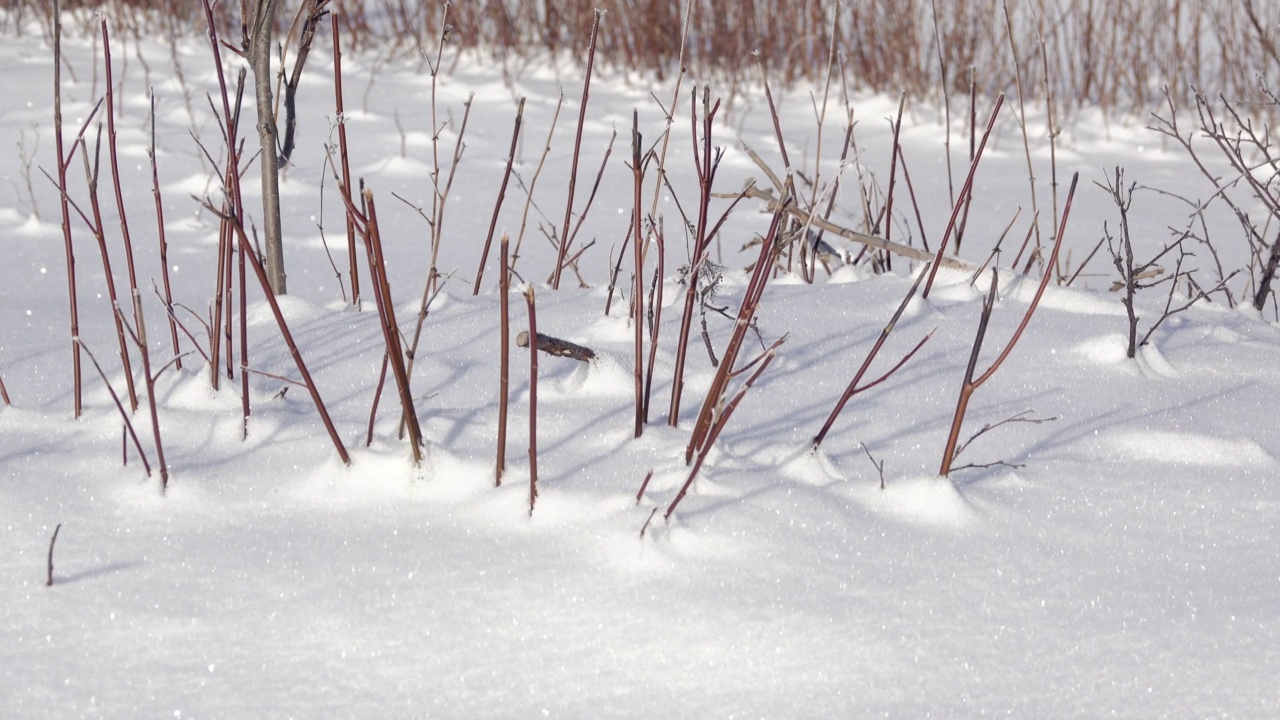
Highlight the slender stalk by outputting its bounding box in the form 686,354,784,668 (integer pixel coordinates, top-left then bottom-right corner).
1004,0,1043,264
225,212,351,466
668,88,722,426
666,344,781,521
511,94,563,271
524,286,539,516
686,202,788,462
922,94,1006,299
239,221,250,438
80,342,152,478
79,128,138,413
366,352,388,447
812,266,934,448
939,173,1080,477
46,524,62,587
148,91,182,370
52,0,83,418
425,1,452,299
405,98,473,407
497,234,511,486
642,222,665,422
551,10,602,290
631,110,645,439
474,98,525,295
331,11,360,308
103,19,168,491
364,190,424,464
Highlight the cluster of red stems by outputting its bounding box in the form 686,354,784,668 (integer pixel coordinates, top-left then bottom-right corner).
32,2,1086,530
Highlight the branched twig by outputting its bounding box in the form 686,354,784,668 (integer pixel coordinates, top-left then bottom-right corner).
951,410,1057,467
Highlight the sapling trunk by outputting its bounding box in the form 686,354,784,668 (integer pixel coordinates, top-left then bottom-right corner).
425,2,453,300
406,98,473,400
546,126,617,287
511,94,564,270
249,0,287,295
366,353,388,447
635,469,654,505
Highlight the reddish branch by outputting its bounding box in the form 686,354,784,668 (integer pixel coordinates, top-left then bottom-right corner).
938,172,1080,477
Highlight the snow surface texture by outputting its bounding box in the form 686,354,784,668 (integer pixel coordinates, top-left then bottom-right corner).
2,24,1278,719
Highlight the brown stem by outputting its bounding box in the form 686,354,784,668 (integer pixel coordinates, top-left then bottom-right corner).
497,234,511,486
474,98,525,295
551,9,602,290
331,11,360,308
103,19,168,492
524,286,539,516
80,342,152,478
666,345,781,521
631,110,645,439
366,352,388,447
813,265,933,448
46,523,62,587
922,94,1005,299
79,128,139,413
643,223,665,423
364,190,424,464
221,208,351,465
669,88,721,426
52,0,83,418
938,172,1080,477
686,201,788,463
143,92,183,373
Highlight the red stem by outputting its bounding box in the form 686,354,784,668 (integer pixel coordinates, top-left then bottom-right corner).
525,287,539,516
551,10,602,290
922,94,1006,299
52,0,82,418
331,12,360,308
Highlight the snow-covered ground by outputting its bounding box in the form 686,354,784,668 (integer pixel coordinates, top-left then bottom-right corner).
2,20,1278,718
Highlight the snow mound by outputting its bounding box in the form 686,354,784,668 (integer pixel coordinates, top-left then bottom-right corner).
1111,431,1271,467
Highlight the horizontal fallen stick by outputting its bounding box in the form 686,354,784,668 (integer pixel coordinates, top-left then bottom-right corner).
516,331,597,363
732,185,972,271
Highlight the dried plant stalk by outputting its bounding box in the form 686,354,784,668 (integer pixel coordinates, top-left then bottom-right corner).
938,173,1080,478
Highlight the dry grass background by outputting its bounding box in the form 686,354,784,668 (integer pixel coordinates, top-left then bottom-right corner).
4,0,1277,119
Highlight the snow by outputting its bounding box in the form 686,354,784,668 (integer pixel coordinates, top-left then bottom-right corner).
2,21,1278,719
